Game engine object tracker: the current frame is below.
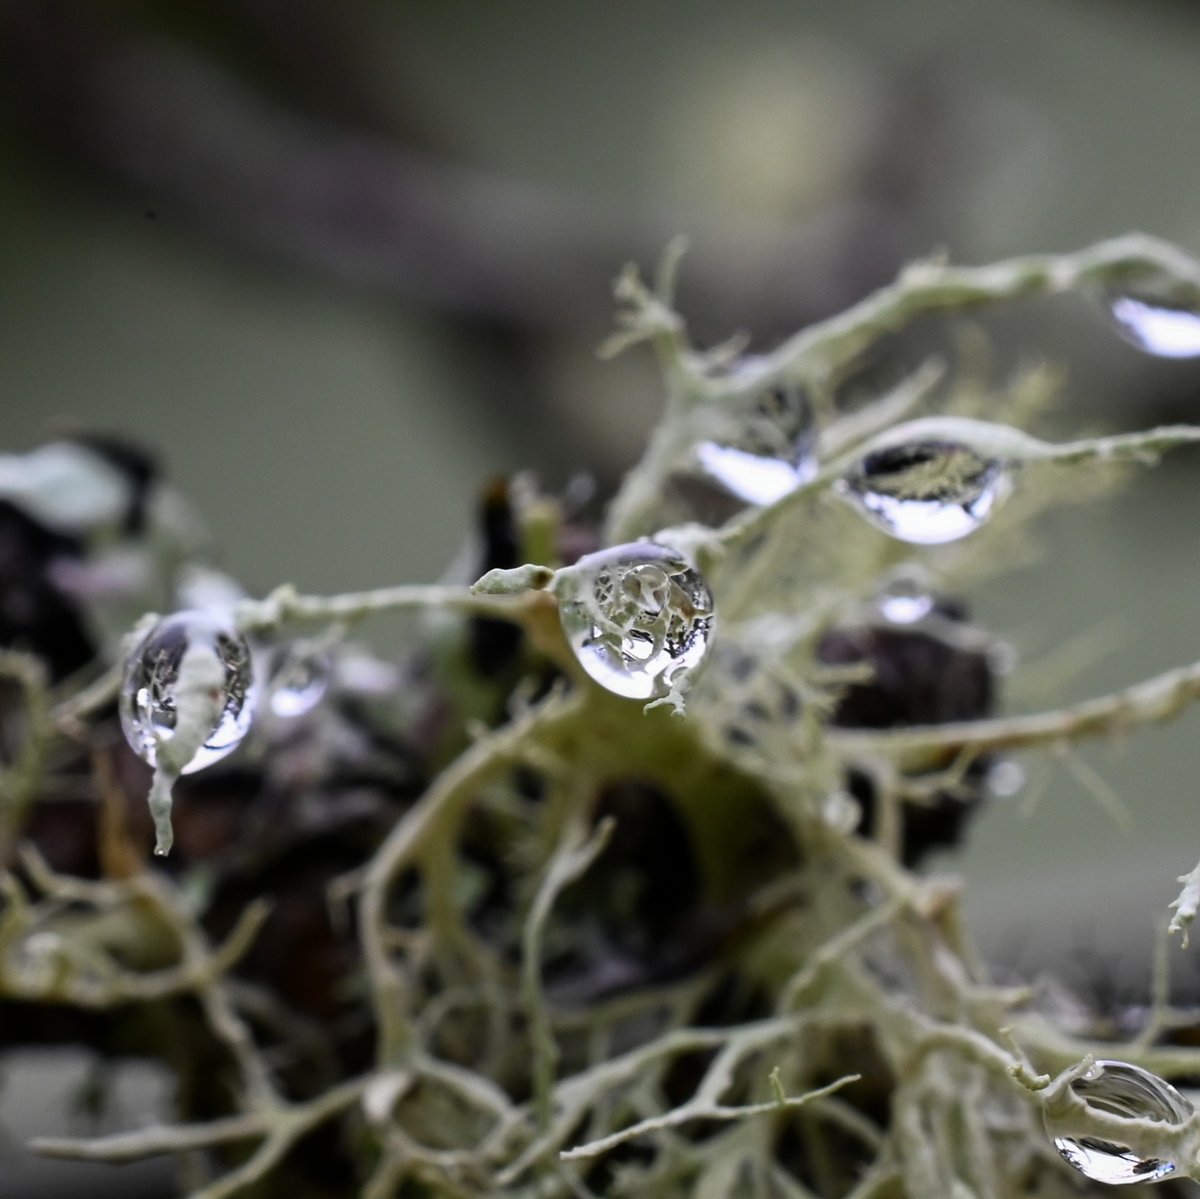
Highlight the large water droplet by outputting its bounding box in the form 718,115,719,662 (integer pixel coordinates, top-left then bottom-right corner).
837,439,1009,544
694,367,817,505
1047,1059,1193,1186
1107,294,1200,359
267,646,330,718
558,544,715,700
119,611,256,773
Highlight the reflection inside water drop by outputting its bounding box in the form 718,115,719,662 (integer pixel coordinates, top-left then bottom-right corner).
268,647,331,718
1047,1059,1193,1186
875,570,936,624
694,367,818,505
119,610,256,774
558,543,715,700
838,440,1009,545
694,442,814,505
1107,294,1200,359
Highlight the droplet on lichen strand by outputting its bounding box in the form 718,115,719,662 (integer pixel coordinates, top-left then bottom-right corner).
1105,293,1200,358
267,646,330,718
119,610,256,773
875,569,936,625
557,544,714,700
837,438,1009,544
694,367,818,505
1046,1059,1193,1186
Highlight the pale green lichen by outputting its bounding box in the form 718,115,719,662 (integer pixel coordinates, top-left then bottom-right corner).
6,235,1200,1197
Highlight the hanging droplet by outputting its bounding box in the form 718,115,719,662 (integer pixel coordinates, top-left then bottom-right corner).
1106,293,1200,359
267,646,331,718
875,570,935,624
558,544,715,700
1046,1059,1193,1186
119,610,256,773
837,439,1009,544
986,758,1026,798
694,365,817,505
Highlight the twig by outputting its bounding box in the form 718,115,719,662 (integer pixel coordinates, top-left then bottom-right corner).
33,1110,272,1163
703,418,1200,564
15,848,277,1104
235,581,545,634
743,234,1200,389
522,818,615,1130
360,687,586,1063
561,1074,859,1162
826,653,1200,766
35,1076,365,1199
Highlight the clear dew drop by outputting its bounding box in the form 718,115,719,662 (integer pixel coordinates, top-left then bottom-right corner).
267,647,330,718
119,610,256,774
1106,294,1200,359
986,758,1026,798
695,368,818,505
558,543,715,700
838,439,1009,545
1046,1059,1193,1186
875,570,935,624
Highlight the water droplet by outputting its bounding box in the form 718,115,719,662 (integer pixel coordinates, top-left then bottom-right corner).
1106,294,1200,359
821,790,861,833
119,611,256,773
558,544,715,700
695,368,817,505
268,647,330,718
876,570,935,624
1046,1059,1193,1186
986,758,1025,798
838,439,1009,544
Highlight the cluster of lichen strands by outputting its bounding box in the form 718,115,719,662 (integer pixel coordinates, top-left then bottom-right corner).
3,239,1200,1196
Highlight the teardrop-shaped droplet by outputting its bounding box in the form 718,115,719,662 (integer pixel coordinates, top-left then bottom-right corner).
838,440,1009,544
119,611,256,773
696,376,816,504
1107,294,1200,359
694,366,817,505
558,544,715,700
267,647,330,718
1046,1059,1193,1186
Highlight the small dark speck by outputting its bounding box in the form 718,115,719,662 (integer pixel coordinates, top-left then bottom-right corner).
144,209,157,220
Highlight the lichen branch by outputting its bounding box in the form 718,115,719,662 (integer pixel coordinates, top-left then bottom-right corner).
827,652,1200,767
1169,858,1200,947
523,817,615,1130
560,1073,860,1162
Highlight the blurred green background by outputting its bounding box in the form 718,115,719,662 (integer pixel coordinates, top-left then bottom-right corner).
4,1,1200,1189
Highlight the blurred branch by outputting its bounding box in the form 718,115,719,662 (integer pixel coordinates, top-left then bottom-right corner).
1,2,908,333
827,651,1200,766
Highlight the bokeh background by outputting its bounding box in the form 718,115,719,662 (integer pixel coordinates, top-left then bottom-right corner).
4,1,1200,1193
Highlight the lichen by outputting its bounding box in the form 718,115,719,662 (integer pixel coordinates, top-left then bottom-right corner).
4,236,1200,1196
